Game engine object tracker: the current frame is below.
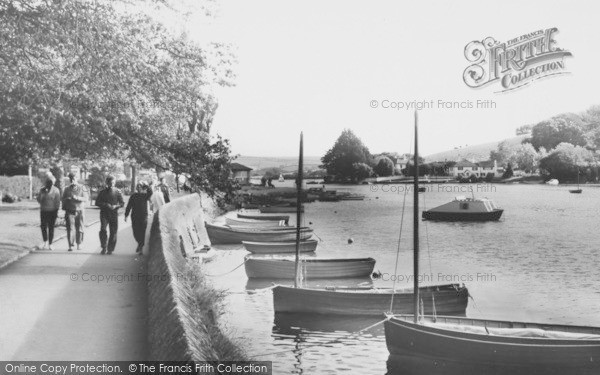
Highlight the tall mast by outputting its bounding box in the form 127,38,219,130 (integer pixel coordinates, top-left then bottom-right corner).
294,132,304,288
413,111,420,323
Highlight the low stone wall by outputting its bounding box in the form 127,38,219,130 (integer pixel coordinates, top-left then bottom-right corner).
146,193,229,360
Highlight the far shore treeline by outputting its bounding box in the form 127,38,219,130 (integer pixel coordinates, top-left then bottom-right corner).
315,105,600,184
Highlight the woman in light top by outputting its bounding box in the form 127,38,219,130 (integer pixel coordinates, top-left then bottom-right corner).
141,180,165,255
148,180,165,211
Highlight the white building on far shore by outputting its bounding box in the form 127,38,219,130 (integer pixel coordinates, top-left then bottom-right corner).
450,159,504,178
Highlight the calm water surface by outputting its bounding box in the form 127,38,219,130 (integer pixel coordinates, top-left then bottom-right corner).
202,183,600,374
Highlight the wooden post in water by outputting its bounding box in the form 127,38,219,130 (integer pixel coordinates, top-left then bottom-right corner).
294,132,304,288
413,111,420,323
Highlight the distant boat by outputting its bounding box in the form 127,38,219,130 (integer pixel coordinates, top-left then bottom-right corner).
570,168,583,194
237,212,290,224
245,256,375,279
422,196,503,221
274,283,467,316
243,239,318,254
278,174,285,182
260,205,304,213
339,194,366,201
546,179,559,185
205,223,313,244
319,191,340,202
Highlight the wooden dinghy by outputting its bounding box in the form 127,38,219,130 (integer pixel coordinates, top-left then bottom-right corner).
242,239,318,254
385,314,600,368
260,205,304,213
273,283,468,316
244,255,375,279
237,213,290,223
205,223,313,244
225,217,286,227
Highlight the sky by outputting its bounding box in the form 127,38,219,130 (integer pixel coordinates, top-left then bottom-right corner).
184,0,600,157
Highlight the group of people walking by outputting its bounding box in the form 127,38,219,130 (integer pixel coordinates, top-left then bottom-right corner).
37,172,171,255
37,172,86,251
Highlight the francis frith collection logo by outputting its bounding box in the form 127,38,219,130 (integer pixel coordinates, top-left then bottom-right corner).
463,27,572,92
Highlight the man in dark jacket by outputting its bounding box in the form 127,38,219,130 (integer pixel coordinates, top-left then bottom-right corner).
124,182,152,254
158,177,170,203
95,176,124,254
62,172,86,251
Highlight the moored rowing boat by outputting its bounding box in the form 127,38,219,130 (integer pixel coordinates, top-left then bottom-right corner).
205,222,313,244
242,239,318,254
245,255,375,279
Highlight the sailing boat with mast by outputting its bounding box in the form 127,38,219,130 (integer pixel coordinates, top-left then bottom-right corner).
272,129,469,316
384,112,600,370
245,133,377,280
569,167,582,194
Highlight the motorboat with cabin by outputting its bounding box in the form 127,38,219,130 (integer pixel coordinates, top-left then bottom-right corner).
422,196,503,221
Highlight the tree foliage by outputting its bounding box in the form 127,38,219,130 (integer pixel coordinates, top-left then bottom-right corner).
490,141,542,173
320,129,372,182
528,113,586,151
352,162,373,182
0,0,237,198
538,143,595,180
373,156,394,177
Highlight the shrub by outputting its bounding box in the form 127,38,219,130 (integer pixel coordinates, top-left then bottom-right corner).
0,175,43,199
2,193,19,203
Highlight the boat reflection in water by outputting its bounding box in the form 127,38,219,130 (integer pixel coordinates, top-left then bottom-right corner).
271,311,387,375
273,312,385,336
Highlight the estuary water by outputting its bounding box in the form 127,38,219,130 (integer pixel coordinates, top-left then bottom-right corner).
203,183,600,374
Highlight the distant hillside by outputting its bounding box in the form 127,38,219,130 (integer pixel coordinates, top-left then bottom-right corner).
424,135,528,163
235,155,322,172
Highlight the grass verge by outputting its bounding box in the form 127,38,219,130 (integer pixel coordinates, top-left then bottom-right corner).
181,260,247,361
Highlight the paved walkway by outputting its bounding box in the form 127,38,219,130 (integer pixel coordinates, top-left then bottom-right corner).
0,216,148,360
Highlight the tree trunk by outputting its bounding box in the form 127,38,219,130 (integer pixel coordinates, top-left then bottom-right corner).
28,164,33,200
131,164,137,193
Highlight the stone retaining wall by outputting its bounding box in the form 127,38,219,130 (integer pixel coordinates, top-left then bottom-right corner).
146,193,223,360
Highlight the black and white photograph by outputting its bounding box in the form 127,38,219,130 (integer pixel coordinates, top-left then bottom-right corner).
1,1,600,374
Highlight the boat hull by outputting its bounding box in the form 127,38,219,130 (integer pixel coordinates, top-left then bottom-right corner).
225,217,285,227
245,257,375,279
237,213,290,223
385,315,600,368
422,209,503,221
273,284,468,316
260,206,304,213
569,189,583,194
243,240,318,254
205,223,313,244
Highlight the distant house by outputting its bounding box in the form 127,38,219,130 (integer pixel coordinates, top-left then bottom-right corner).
230,163,253,184
450,159,504,178
393,155,411,172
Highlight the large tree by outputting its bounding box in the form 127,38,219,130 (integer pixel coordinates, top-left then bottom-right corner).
538,143,595,180
0,0,237,198
528,113,586,151
320,129,372,182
